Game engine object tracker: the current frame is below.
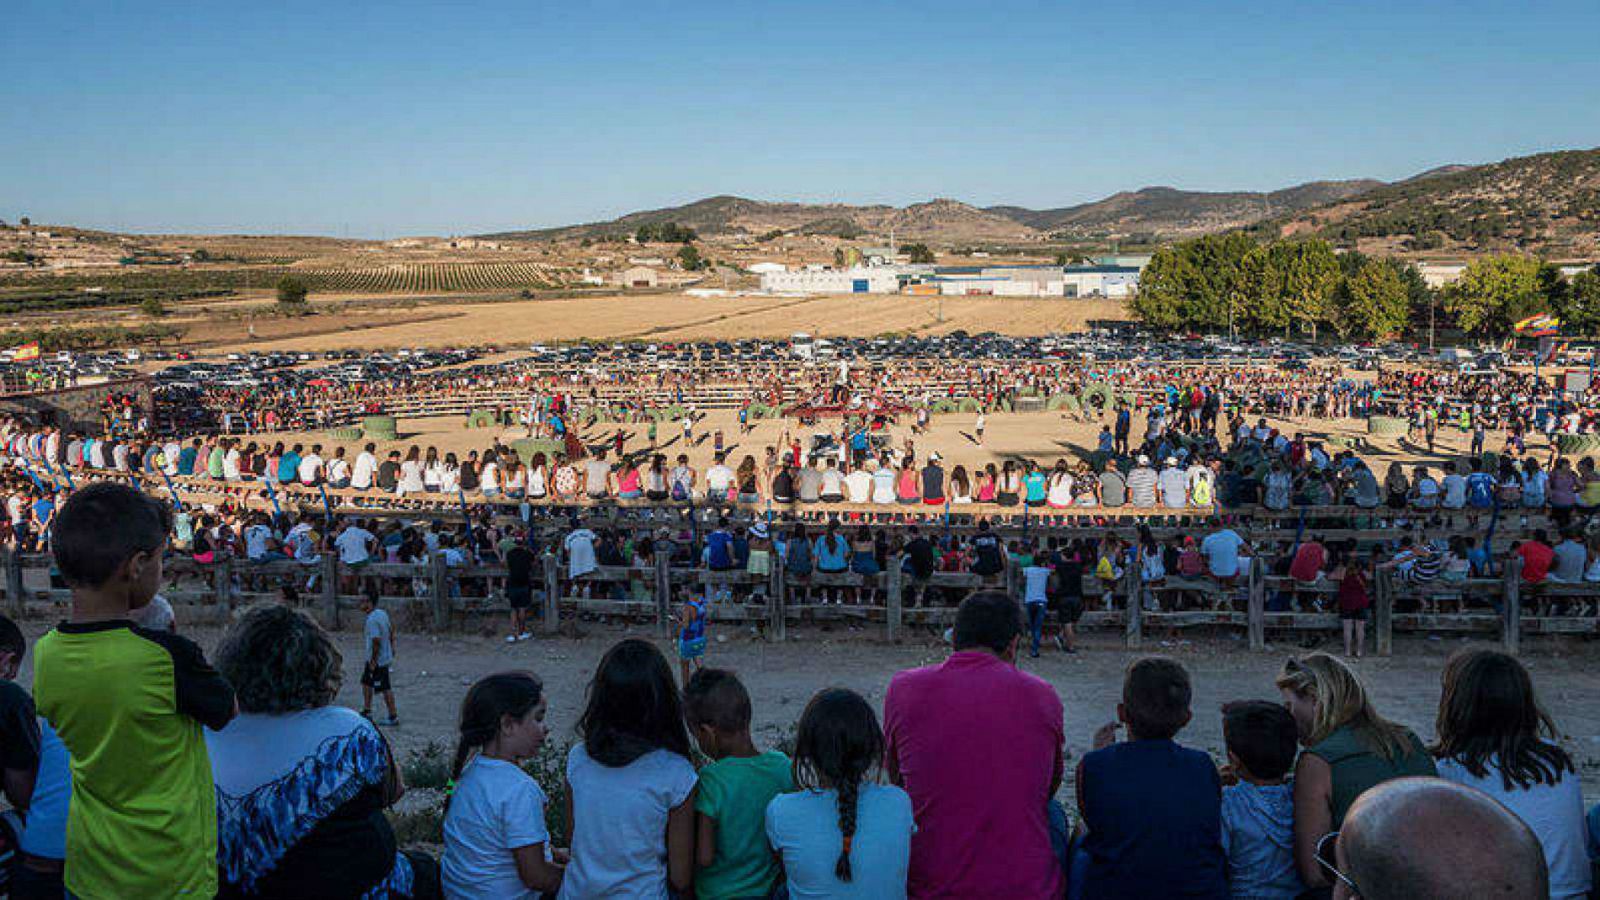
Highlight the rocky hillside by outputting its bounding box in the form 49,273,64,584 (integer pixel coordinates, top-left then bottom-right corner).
986,180,1382,240
480,196,1036,244
1261,148,1600,257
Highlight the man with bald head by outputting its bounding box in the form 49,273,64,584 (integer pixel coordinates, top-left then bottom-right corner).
1328,777,1547,900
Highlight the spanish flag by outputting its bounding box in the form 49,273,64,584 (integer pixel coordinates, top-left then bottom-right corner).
13,343,39,362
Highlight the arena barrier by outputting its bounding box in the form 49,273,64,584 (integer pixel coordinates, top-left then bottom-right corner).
1,544,1589,658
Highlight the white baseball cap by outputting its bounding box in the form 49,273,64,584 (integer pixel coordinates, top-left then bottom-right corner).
1137,454,1150,465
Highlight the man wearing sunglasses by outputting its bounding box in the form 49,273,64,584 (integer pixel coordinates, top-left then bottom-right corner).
1321,777,1547,899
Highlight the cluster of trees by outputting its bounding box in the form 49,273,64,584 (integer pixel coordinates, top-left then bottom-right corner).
903,243,935,264
1133,234,1600,340
8,322,185,352
1443,256,1600,336
1131,235,1425,339
675,244,705,271
634,222,697,244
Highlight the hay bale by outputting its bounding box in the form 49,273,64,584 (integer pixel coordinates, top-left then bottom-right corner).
1367,416,1409,437
1556,433,1600,455
511,438,565,462
327,427,364,441
362,415,398,439
956,397,983,414
465,410,496,429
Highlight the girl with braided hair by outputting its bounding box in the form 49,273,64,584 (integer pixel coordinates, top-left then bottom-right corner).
441,671,565,898
766,688,915,898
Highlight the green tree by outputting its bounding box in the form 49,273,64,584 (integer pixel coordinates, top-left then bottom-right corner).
276,276,310,306
903,243,935,264
1442,254,1546,336
1558,265,1600,335
1129,233,1258,332
1335,258,1410,338
191,248,211,262
832,248,847,268
1259,239,1340,339
139,296,167,318
18,216,29,227
676,244,704,271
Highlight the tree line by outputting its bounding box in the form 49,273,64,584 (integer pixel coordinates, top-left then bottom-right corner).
1131,234,1600,339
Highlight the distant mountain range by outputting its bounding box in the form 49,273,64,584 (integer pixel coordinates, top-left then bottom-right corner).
480,147,1600,256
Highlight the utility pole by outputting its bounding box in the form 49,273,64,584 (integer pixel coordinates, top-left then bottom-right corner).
1429,296,1436,352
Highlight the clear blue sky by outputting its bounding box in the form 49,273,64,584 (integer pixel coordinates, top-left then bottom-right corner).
3,0,1597,237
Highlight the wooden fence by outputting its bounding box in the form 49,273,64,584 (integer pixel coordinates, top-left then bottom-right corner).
3,546,1590,657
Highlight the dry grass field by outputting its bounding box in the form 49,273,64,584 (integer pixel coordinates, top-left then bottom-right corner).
211,293,1129,351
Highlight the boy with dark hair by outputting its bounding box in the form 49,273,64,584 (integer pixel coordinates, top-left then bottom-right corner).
1076,656,1226,898
31,482,236,898
360,588,398,725
683,668,793,900
1219,701,1304,899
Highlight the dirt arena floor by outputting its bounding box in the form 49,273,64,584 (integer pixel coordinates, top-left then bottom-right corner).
206,293,1130,351
230,398,1503,484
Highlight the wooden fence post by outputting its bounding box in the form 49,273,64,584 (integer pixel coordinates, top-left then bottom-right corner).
654,553,673,639
429,552,449,631
321,554,340,631
1375,569,1394,657
768,556,786,642
3,548,23,618
1503,555,1523,656
215,555,234,618
886,554,904,643
1124,558,1143,650
1003,558,1019,599
541,552,559,633
1247,556,1265,651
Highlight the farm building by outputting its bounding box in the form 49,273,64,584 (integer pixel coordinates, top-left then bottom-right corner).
758,262,1138,297
746,262,787,275
615,266,659,288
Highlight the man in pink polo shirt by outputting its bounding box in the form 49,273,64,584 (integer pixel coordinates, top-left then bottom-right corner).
884,590,1067,899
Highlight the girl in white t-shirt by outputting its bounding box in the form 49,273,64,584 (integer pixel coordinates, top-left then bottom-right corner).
442,672,566,899
560,639,697,900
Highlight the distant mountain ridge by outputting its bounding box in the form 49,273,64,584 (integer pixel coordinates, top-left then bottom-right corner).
480,179,1385,245
1260,148,1600,256
475,146,1600,256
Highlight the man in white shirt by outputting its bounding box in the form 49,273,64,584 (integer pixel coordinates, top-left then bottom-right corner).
163,440,182,476
845,464,872,503
222,441,242,481
335,519,375,595
1440,461,1467,510
351,444,379,491
564,522,598,589
298,445,324,486
1126,456,1159,508
1158,457,1189,509
819,458,846,502
1186,460,1215,507
704,453,735,503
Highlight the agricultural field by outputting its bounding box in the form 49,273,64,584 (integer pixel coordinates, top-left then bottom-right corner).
216,293,1130,351
286,261,569,293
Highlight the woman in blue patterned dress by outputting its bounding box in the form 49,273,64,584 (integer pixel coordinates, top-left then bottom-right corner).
207,605,440,898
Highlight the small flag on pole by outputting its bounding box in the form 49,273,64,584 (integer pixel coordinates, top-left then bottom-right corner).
13,343,40,362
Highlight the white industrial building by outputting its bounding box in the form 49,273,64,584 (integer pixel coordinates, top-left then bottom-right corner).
760,262,1139,297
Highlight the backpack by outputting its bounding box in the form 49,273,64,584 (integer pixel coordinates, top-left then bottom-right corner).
1190,473,1213,506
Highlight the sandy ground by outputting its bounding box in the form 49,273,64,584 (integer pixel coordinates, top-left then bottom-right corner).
231,400,1495,483
206,294,1129,352
14,621,1597,807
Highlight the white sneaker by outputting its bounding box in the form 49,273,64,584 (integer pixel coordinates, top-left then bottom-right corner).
506,634,519,643
517,632,533,642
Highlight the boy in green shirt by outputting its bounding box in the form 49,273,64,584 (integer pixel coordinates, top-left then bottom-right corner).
684,668,794,900
32,482,237,898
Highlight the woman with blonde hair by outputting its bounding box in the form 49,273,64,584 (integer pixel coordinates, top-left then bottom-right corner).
1276,653,1435,893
